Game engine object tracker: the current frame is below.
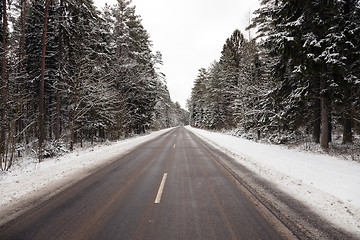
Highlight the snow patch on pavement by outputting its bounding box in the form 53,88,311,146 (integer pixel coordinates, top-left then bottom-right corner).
186,126,360,236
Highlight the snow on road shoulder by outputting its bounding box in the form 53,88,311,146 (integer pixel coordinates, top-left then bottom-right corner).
0,128,173,223
186,126,360,236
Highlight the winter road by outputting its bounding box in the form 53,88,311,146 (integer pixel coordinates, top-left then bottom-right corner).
0,127,354,239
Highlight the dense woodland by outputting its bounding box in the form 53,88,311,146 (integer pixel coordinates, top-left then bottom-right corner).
0,0,188,170
189,0,360,149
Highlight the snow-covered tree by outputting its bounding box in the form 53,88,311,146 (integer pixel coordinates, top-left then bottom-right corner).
250,0,360,148
189,68,208,128
0,0,186,170
189,29,269,132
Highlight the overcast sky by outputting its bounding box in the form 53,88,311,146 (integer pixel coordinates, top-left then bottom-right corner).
94,0,261,109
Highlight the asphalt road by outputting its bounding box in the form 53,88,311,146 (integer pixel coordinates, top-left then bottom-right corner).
0,127,292,239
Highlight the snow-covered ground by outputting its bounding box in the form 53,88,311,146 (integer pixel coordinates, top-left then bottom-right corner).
186,126,360,237
0,128,173,224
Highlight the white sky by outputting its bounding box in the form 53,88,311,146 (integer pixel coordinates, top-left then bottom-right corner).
94,0,261,109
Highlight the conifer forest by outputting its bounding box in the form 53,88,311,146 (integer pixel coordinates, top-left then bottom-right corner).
1,0,360,171
0,0,188,169
189,0,360,150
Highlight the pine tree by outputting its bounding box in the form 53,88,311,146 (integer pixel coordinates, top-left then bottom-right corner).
219,30,246,128
0,0,7,156
249,0,360,148
38,0,50,161
331,0,360,143
190,68,208,128
189,30,269,132
0,0,185,170
111,0,156,135
62,0,103,150
207,61,227,129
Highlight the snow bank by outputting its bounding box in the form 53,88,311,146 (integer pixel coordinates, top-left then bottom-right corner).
186,126,360,236
0,128,173,222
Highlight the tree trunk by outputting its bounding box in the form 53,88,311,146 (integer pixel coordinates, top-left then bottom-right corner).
311,74,321,143
0,0,7,155
313,99,321,143
15,0,27,146
19,0,26,72
17,0,26,142
80,124,83,148
343,87,352,143
91,121,95,145
320,99,329,149
56,92,61,139
70,117,75,151
55,0,63,140
39,0,51,161
343,117,352,143
70,93,77,152
328,111,332,143
320,76,329,149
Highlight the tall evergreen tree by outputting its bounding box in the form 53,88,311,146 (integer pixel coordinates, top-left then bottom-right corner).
190,68,208,128
111,0,156,135
0,0,187,170
0,0,7,156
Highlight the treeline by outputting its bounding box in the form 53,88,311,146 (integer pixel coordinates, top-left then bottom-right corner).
189,0,359,149
0,0,187,170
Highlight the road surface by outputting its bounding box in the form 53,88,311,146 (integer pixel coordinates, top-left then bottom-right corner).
0,127,344,239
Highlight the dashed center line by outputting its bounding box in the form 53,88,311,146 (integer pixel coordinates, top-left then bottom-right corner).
154,173,168,204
